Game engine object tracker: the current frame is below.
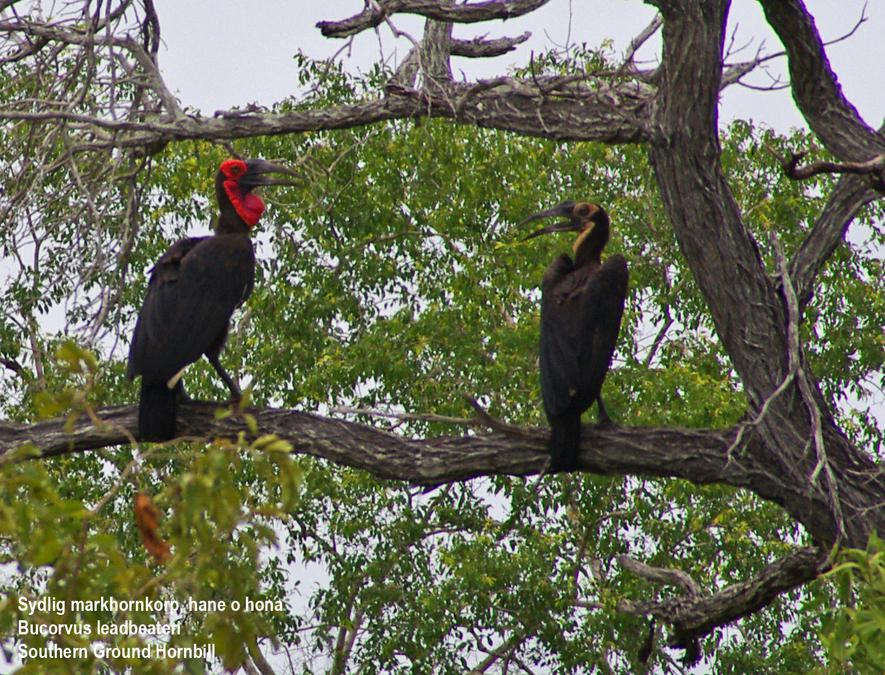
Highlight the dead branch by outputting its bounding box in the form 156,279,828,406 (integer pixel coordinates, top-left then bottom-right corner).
317,0,551,38
781,150,885,185
451,32,531,58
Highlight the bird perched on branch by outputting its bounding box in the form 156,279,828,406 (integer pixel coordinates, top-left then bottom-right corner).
128,158,296,441
521,201,628,472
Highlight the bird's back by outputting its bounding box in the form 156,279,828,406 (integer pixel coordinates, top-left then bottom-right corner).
127,234,255,384
540,253,628,418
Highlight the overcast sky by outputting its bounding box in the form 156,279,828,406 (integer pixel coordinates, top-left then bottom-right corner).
153,0,884,133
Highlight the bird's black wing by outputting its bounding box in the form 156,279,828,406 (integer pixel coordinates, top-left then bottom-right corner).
540,254,628,418
127,235,255,384
539,254,580,417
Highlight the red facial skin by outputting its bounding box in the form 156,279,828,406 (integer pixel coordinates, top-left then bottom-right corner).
219,159,265,227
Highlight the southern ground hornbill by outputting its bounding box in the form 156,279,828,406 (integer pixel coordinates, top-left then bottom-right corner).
128,158,295,441
522,201,628,472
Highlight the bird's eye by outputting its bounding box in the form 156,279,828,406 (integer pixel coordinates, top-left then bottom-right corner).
231,165,243,176
576,204,591,217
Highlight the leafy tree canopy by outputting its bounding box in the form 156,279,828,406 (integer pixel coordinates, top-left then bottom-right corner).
0,1,883,672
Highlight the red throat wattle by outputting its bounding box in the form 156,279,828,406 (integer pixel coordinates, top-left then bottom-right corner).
223,180,265,227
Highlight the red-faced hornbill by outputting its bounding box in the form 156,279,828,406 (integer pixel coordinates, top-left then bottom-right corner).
522,201,628,472
127,158,295,441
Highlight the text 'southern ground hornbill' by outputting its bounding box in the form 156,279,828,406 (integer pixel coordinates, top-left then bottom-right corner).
128,158,296,441
522,201,628,472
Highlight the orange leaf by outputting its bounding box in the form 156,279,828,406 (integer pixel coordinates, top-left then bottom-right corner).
134,492,171,564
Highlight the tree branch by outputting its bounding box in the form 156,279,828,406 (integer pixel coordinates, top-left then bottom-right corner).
0,400,838,661
780,150,885,184
758,0,885,161
0,401,852,547
0,401,779,498
450,32,531,58
788,173,881,308
0,78,652,149
618,547,825,659
317,0,551,38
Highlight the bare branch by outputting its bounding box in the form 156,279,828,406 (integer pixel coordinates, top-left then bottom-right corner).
622,14,662,69
618,547,825,655
779,150,885,185
771,235,845,545
759,0,885,160
451,32,531,58
318,0,551,38
0,402,746,487
788,173,881,308
617,555,701,597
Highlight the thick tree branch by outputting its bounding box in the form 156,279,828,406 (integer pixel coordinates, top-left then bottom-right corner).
758,0,885,161
0,401,845,655
0,79,652,149
317,0,550,38
788,173,882,308
646,0,885,556
618,547,825,655
0,402,748,486
0,401,861,548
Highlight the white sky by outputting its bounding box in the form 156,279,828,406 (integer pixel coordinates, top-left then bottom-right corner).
153,0,884,133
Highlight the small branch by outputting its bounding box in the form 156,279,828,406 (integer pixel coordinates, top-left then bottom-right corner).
779,149,885,186
463,394,536,439
0,357,25,378
622,14,662,69
451,32,531,58
643,306,673,368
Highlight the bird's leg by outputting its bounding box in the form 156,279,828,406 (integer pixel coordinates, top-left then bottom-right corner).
596,396,614,427
173,379,192,402
206,353,242,400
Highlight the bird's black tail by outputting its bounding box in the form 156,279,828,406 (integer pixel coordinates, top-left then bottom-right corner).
548,413,582,473
138,381,178,442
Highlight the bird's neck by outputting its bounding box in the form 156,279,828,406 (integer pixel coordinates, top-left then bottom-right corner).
573,238,603,267
215,213,251,235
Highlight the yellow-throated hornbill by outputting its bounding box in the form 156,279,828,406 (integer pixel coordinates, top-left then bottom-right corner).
522,201,628,472
127,158,296,441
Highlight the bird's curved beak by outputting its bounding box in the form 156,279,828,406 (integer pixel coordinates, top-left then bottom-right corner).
519,201,580,241
240,159,300,189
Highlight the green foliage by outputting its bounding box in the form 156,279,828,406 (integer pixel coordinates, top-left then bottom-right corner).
1,48,881,673
818,533,885,674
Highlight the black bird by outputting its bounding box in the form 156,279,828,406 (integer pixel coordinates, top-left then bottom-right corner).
128,158,296,441
522,201,628,472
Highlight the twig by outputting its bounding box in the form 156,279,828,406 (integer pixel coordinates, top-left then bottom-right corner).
782,150,885,188
462,394,536,439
